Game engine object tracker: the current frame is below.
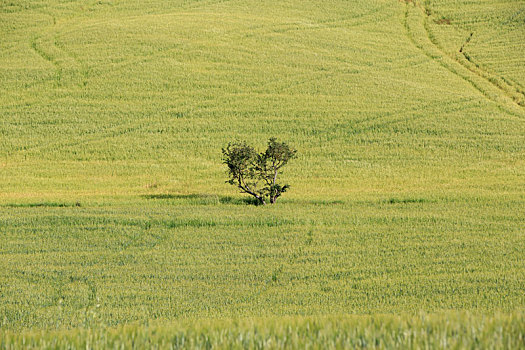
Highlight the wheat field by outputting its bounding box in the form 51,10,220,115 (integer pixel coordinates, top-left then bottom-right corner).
1,0,524,347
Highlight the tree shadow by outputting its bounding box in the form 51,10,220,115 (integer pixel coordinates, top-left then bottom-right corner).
142,194,351,206
3,202,82,208
141,193,260,206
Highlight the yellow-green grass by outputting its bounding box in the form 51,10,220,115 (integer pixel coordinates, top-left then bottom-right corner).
1,196,524,331
425,0,525,105
1,0,524,345
2,312,525,349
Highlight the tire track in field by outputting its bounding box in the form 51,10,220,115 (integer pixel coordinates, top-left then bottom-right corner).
244,3,391,39
29,28,84,88
455,45,525,107
402,1,525,118
24,2,387,85
333,97,480,136
422,1,525,107
10,120,146,158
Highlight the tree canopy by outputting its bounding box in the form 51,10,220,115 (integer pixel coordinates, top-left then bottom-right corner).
222,138,296,205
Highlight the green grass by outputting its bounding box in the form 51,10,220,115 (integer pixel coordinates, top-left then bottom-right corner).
1,0,524,346
2,313,525,349
1,197,524,333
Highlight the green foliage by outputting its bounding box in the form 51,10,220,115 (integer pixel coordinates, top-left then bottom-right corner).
222,141,264,204
222,138,296,205
256,138,297,204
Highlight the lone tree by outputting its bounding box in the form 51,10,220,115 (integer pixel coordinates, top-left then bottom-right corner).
222,138,296,205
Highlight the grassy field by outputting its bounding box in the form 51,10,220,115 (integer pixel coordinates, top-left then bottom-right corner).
1,0,524,347
2,313,525,349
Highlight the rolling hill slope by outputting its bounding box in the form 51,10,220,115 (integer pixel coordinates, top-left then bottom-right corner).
0,0,524,345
